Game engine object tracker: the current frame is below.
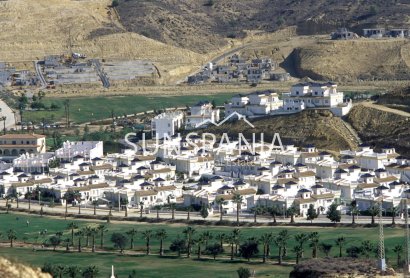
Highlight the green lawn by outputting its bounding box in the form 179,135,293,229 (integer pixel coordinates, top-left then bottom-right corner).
0,213,406,277
24,94,235,124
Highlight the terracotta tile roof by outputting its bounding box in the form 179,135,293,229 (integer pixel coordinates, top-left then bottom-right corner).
295,198,316,204
375,176,398,183
154,185,177,191
357,183,378,189
135,190,157,197
312,193,335,199
0,133,45,139
75,183,110,192
91,164,113,170
294,171,316,178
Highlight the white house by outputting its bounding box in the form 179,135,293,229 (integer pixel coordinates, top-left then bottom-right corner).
151,111,184,139
225,91,282,117
185,101,220,129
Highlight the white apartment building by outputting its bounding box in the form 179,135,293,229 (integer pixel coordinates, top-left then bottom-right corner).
282,82,352,116
151,111,184,139
185,101,220,129
224,91,282,117
55,141,103,160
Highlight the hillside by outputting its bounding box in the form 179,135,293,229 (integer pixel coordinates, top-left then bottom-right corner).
203,110,360,152
0,257,51,278
346,103,410,156
0,0,205,83
117,0,410,53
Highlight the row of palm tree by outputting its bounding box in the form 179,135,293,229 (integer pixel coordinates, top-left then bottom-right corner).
42,263,98,278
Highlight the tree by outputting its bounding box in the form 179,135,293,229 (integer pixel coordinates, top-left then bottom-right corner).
170,237,186,257
307,204,318,223
335,236,346,257
360,240,373,257
232,193,243,225
154,205,162,220
215,197,227,221
231,228,241,257
350,200,359,224
239,239,259,262
320,242,333,257
216,233,225,250
367,204,380,225
84,226,93,247
90,228,97,252
65,265,81,278
111,0,119,7
170,202,176,220
260,232,273,263
308,232,319,258
206,243,223,260
237,267,252,278
293,245,303,264
294,233,309,258
393,245,403,267
346,245,361,258
201,231,213,248
111,233,128,253
186,205,192,220
49,235,61,251
126,228,138,250
287,205,297,223
326,203,341,223
27,191,33,211
139,201,144,218
67,222,78,246
54,265,66,278
389,206,400,225
141,230,153,255
183,226,196,258
63,99,70,127
200,204,209,219
251,205,265,223
7,229,17,247
274,229,289,265
268,205,278,223
156,229,167,256
82,266,99,278
92,201,98,215
97,224,108,249
75,229,84,252
195,233,206,259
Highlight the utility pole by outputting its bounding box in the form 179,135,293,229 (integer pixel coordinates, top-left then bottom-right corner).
378,198,386,272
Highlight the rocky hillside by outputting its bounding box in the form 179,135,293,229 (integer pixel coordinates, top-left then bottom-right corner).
203,110,360,152
117,0,410,53
0,257,51,278
346,103,410,156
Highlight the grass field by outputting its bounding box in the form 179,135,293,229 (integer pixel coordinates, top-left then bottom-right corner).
24,94,235,124
0,213,407,277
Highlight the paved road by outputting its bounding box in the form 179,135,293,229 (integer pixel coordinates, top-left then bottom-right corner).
34,60,47,88
360,101,410,117
1,199,404,225
92,59,110,88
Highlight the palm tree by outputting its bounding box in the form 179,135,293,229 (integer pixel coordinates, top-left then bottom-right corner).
293,245,303,264
90,228,97,252
67,222,78,246
141,230,154,255
232,228,241,256
260,232,273,263
40,202,44,216
156,229,167,256
139,201,144,218
7,229,17,247
97,224,108,249
84,226,93,247
170,203,176,220
154,205,162,220
63,238,70,251
27,191,33,211
335,236,346,257
14,191,21,209
216,233,225,250
268,205,278,223
368,204,380,225
287,205,297,223
320,242,333,258
75,229,84,252
393,245,403,267
1,116,6,135
126,228,138,250
65,265,81,278
350,200,359,224
92,200,98,215
215,197,227,221
389,206,400,225
251,205,265,223
186,205,192,221
195,233,206,259
232,193,243,225
63,99,71,127
54,265,66,278
5,195,11,213
82,266,99,278
201,231,213,248
183,226,196,258
227,234,236,260
294,233,309,258
309,232,319,258
274,229,289,264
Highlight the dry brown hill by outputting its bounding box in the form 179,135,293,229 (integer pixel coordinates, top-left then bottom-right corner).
203,110,360,152
0,257,51,278
117,0,410,53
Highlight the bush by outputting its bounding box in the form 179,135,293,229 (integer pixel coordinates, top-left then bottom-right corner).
111,0,119,7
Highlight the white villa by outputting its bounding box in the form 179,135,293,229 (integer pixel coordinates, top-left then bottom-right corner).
224,91,282,117
185,101,220,129
151,111,184,139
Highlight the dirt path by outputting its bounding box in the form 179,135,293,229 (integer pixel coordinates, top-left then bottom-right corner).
360,101,410,117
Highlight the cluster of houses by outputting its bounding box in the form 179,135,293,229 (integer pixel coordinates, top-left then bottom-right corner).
0,130,410,218
188,54,290,84
331,27,410,40
152,82,351,139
